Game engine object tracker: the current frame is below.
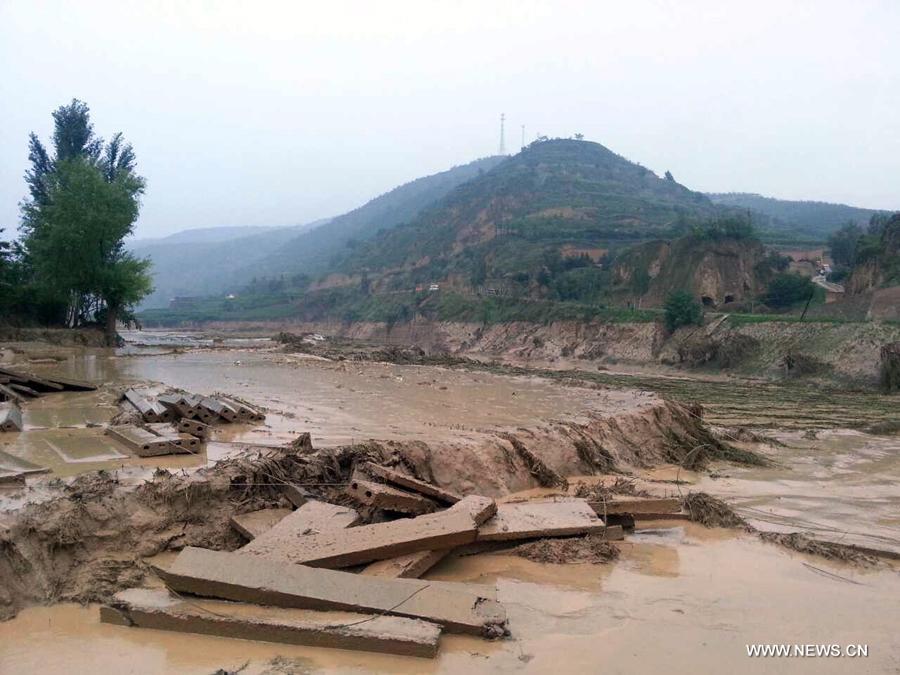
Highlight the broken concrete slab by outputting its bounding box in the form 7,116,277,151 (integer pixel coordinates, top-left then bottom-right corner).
0,449,48,476
144,424,202,453
239,496,494,568
216,395,265,422
282,484,311,508
176,417,211,440
156,547,507,636
362,463,461,505
106,425,187,457
0,404,23,432
587,496,682,516
361,549,449,579
0,383,26,405
346,478,437,514
240,500,361,558
101,588,441,658
230,508,294,540
199,397,238,422
478,499,610,542
123,390,172,423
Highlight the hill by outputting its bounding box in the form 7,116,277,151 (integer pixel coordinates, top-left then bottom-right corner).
706,192,885,243
131,223,322,309
250,155,507,281
134,157,505,309
333,139,719,291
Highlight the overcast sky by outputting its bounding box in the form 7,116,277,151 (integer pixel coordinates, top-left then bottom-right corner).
1,1,898,240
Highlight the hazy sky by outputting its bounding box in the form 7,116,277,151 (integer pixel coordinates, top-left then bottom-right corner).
1,1,898,240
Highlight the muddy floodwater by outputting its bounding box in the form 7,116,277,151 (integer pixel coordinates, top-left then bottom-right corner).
1,522,897,674
1,333,899,673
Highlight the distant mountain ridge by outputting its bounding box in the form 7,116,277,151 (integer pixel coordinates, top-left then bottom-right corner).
133,156,505,308
707,192,886,241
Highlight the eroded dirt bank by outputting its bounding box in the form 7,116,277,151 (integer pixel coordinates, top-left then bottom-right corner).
249,316,900,384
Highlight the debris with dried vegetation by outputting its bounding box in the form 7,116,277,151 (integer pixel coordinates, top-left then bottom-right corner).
681,492,751,530
572,477,650,501
510,534,620,564
758,532,878,565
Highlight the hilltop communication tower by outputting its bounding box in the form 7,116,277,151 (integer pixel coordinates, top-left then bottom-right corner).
499,113,506,155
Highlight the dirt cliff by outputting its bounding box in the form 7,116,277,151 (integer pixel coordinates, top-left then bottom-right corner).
611,237,771,308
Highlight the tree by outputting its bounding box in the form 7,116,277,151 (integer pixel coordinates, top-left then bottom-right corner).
664,291,703,332
19,100,151,344
664,170,675,182
827,223,863,269
764,273,814,309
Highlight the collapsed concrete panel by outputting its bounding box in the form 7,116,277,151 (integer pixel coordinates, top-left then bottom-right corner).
229,508,293,540
361,463,462,505
239,500,361,558
346,479,437,514
155,547,508,637
477,499,612,542
588,496,682,516
101,588,442,658
361,549,449,579
240,496,494,568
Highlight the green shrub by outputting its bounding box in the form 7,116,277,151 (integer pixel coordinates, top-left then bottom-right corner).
765,273,814,309
664,291,703,332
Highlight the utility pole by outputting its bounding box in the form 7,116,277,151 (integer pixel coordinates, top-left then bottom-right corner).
499,113,506,155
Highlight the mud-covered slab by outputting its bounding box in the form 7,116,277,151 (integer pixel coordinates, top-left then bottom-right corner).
588,496,682,516
346,478,437,514
240,496,494,568
239,500,360,556
361,549,449,579
156,547,508,636
101,588,441,658
362,463,462,504
230,508,293,540
106,425,178,457
0,450,47,482
0,405,23,432
478,499,610,541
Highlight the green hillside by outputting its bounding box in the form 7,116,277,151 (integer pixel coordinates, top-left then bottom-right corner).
255,155,506,280
333,139,718,289
707,192,886,243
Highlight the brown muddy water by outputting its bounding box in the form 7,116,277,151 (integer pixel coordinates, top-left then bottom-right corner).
1,345,642,483
1,333,899,673
1,523,897,674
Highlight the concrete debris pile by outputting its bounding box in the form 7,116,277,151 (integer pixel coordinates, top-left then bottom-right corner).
0,449,49,486
122,389,265,426
0,367,97,434
111,389,266,456
0,366,97,404
102,461,641,658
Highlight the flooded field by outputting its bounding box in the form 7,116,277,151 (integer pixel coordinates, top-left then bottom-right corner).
1,331,898,673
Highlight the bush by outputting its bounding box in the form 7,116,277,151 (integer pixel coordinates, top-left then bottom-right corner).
664,291,703,332
765,273,814,309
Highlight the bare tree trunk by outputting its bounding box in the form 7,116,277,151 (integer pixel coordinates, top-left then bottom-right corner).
105,304,118,347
